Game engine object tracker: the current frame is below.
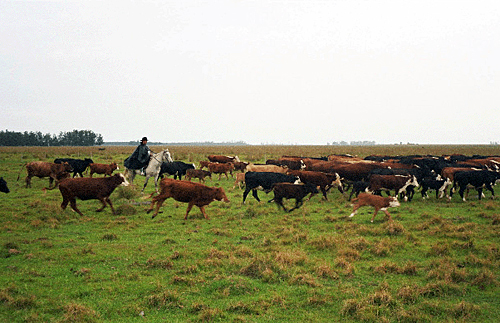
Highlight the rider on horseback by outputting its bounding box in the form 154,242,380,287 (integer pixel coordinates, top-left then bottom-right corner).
124,137,151,175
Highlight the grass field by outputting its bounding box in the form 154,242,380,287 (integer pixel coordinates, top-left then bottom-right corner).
1,145,500,322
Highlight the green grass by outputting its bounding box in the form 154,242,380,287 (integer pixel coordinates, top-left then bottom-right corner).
1,145,500,322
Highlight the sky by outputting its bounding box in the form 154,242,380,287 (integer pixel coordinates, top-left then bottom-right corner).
1,1,499,145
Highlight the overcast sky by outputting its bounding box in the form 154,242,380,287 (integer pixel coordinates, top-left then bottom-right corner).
1,1,499,145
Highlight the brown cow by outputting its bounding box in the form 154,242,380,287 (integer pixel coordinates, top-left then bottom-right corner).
350,193,400,222
233,161,249,172
207,155,240,163
286,170,343,200
89,162,119,177
368,174,419,201
208,162,234,180
147,178,229,219
58,173,129,216
199,161,211,169
266,158,305,171
18,161,73,188
185,169,212,182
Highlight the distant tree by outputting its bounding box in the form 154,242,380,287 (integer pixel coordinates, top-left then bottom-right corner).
0,129,104,146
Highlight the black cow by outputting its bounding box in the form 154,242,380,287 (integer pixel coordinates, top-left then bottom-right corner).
420,177,451,199
348,181,370,200
243,172,299,203
0,177,9,193
159,161,196,180
54,158,94,178
272,182,318,212
451,170,500,201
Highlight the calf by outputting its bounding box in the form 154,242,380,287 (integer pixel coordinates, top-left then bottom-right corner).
451,170,500,201
243,172,300,203
159,161,196,180
368,174,419,201
272,182,318,212
54,158,94,178
58,173,129,216
18,161,73,188
208,162,234,180
420,177,451,199
147,178,229,219
89,162,119,177
0,177,9,193
350,193,400,222
233,161,249,172
185,169,212,182
287,170,343,200
233,172,246,189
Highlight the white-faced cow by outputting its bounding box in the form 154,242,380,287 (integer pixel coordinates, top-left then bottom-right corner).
350,193,400,222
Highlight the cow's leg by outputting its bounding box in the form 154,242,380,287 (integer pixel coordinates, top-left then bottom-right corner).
184,203,194,220
105,197,116,214
485,183,495,198
151,197,166,219
289,199,303,212
69,198,84,216
370,207,380,223
274,197,287,212
251,189,261,202
477,187,483,200
349,204,360,217
25,176,31,188
96,198,107,212
318,188,328,201
459,185,467,201
61,197,70,210
199,206,209,220
380,208,392,222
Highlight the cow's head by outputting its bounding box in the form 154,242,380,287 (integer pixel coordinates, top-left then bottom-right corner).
0,177,9,193
410,175,419,187
388,197,400,208
62,162,74,172
117,173,130,186
215,187,230,203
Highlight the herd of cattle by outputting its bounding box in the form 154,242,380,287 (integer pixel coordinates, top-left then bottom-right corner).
5,152,500,221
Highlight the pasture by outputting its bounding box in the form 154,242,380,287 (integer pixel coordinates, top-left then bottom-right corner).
1,144,500,322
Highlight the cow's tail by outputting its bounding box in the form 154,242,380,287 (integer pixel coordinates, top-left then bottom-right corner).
17,163,27,181
141,191,157,200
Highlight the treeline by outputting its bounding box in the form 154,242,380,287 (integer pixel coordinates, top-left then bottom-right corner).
0,130,104,146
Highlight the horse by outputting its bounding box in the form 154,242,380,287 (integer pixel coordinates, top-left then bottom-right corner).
124,149,173,192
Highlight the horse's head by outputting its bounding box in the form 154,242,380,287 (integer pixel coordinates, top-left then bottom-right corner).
162,149,173,163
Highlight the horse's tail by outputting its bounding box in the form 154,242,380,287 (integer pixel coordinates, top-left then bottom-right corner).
17,163,28,181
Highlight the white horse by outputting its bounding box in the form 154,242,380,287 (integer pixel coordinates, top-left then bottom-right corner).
124,149,173,192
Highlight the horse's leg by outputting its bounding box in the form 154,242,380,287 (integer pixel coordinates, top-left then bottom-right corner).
142,175,150,192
